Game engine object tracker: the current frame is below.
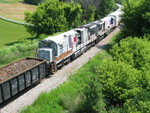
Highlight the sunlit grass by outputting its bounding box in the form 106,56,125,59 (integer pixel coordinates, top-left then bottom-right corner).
0,19,32,48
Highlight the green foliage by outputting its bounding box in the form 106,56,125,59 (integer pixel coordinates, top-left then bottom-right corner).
0,19,32,48
96,60,141,106
110,36,150,70
124,89,150,112
97,0,116,18
63,1,83,29
24,0,46,5
0,40,37,67
85,75,106,113
25,0,82,36
82,5,96,23
115,0,126,5
122,0,150,37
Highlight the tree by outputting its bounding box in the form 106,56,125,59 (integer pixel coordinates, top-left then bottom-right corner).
121,0,150,37
62,0,116,21
110,36,150,70
63,1,82,29
25,0,82,36
110,36,150,90
96,0,116,19
24,0,46,5
96,60,141,106
85,75,106,113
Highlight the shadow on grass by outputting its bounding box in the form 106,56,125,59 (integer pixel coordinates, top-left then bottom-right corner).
4,36,37,46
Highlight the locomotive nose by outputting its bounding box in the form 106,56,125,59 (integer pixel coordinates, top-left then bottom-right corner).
37,48,53,62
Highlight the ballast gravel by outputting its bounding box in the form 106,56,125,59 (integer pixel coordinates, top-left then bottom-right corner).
0,27,120,113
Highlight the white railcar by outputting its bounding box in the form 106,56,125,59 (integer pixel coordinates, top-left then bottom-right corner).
108,11,122,27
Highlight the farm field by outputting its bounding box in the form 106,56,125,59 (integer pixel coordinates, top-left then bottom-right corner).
0,0,36,21
0,19,32,48
0,0,37,48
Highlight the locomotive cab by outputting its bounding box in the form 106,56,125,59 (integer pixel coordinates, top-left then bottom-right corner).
38,40,58,62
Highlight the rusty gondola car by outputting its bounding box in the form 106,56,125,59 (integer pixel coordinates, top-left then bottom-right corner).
0,57,47,104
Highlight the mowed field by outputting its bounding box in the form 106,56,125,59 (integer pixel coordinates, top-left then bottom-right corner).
0,19,33,48
0,0,36,21
0,0,36,48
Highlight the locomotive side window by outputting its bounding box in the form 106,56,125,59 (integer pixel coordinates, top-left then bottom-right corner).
59,44,64,54
99,25,102,31
90,28,96,35
76,30,82,45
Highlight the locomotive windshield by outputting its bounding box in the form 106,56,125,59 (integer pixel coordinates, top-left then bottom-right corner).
39,40,58,56
39,41,54,48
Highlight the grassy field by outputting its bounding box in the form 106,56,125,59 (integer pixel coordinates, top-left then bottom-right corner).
0,0,21,4
0,0,36,21
0,19,33,48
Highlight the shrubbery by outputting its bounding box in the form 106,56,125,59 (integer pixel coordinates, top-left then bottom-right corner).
0,40,37,66
110,35,150,70
24,0,46,5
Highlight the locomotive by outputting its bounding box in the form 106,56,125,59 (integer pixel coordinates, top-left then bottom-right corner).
37,10,123,73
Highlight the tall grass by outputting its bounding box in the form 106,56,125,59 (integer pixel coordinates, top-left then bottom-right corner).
0,40,38,67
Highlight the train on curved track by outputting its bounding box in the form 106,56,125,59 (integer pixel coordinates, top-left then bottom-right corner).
0,4,123,105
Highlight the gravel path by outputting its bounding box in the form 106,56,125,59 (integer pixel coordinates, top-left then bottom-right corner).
0,27,120,113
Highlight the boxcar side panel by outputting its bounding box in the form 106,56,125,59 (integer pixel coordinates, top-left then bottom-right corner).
10,78,18,96
31,67,39,84
0,85,3,104
18,74,25,91
2,82,11,101
25,71,31,87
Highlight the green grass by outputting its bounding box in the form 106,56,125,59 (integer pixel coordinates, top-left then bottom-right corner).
0,19,33,48
0,0,23,4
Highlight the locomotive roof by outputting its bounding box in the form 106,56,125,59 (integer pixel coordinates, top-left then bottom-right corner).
73,27,86,31
108,11,122,16
79,23,97,29
43,30,77,44
101,16,111,21
90,20,103,25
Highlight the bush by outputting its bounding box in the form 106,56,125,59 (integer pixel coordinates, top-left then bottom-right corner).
96,60,141,106
0,40,38,67
124,89,150,112
24,0,46,5
85,75,106,113
110,36,150,70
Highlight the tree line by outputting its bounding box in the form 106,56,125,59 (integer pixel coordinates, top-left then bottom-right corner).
24,0,116,36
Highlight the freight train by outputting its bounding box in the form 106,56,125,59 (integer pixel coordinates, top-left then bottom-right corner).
0,5,123,105
38,10,123,73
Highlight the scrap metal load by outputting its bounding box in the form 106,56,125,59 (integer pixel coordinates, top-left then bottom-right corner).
0,57,47,104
